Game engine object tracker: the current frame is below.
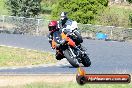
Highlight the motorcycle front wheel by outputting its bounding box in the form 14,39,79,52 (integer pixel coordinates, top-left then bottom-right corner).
63,49,79,67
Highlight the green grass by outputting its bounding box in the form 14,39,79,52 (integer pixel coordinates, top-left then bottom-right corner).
8,82,132,88
0,46,57,67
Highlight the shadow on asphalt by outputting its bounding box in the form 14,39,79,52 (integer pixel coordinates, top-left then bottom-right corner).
59,65,91,68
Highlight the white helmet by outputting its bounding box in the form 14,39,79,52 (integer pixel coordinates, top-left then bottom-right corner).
60,12,67,20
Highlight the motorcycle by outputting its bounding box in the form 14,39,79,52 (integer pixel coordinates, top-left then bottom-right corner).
51,30,91,67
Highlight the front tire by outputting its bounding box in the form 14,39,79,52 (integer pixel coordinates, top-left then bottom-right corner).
63,49,79,67
81,54,91,67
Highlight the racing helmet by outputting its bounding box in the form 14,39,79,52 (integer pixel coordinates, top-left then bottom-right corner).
60,12,68,25
48,21,58,32
60,12,67,20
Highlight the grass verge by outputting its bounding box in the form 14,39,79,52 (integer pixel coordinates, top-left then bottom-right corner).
0,46,57,67
9,82,132,88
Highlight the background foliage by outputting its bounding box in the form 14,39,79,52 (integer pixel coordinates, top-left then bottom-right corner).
51,0,108,24
41,0,57,14
97,6,132,27
6,0,42,17
127,0,132,3
0,0,132,28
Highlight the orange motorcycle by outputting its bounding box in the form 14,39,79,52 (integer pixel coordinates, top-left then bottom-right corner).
51,31,91,67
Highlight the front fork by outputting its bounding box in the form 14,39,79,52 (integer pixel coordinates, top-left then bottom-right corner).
69,45,85,58
68,46,80,65
69,46,76,58
68,46,85,64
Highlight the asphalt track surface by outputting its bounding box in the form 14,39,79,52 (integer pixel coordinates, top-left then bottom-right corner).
0,34,132,74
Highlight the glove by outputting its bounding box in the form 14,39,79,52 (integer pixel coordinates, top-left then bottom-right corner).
56,39,66,48
67,32,72,37
60,39,66,45
51,47,54,50
56,44,60,48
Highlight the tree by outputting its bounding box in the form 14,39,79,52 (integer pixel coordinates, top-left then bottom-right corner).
127,0,132,3
51,0,108,24
129,13,132,27
41,0,57,14
6,0,42,17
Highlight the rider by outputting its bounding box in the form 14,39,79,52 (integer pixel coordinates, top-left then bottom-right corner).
48,20,65,60
48,20,58,46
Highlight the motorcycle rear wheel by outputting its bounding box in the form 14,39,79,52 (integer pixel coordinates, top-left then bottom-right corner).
81,54,91,67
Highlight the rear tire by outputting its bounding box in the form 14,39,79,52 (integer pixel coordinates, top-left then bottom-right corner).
63,49,79,67
81,54,91,67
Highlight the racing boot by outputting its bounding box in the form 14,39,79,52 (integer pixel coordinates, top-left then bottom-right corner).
55,50,65,60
